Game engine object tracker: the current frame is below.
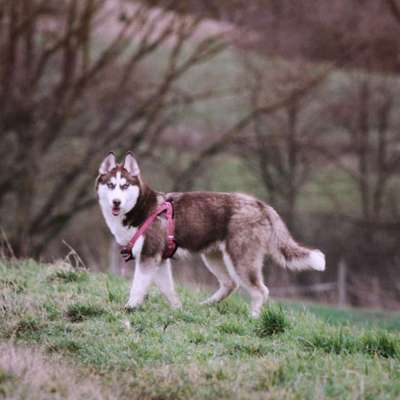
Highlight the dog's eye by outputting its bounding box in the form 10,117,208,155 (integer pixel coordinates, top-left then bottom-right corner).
107,182,116,189
120,183,130,190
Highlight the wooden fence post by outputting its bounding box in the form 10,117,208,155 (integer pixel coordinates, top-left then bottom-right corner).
338,259,347,307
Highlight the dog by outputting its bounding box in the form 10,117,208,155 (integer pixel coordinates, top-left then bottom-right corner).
96,152,325,317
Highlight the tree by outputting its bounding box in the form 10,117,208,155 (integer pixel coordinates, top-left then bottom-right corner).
0,0,225,256
230,57,329,230
319,74,400,226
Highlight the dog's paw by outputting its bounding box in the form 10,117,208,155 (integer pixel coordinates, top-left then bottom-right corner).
200,298,214,306
250,309,262,319
170,300,182,310
124,301,140,312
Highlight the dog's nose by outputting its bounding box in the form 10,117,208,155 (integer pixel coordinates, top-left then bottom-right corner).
113,199,121,207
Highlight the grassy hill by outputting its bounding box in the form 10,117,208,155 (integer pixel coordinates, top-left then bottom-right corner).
1,259,399,399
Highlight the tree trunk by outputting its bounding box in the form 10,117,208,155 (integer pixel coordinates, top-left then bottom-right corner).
13,125,37,257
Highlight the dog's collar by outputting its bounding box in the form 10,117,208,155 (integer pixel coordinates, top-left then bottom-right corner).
122,200,177,259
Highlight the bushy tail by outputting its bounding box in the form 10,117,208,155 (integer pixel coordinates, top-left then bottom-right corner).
266,206,325,271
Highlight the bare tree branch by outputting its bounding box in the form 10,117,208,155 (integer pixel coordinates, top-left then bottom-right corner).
173,67,331,191
385,0,400,25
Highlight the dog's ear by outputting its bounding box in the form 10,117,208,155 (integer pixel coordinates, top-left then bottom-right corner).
123,152,140,176
99,152,116,174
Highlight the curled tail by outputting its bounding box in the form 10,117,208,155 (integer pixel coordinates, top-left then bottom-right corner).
266,206,325,271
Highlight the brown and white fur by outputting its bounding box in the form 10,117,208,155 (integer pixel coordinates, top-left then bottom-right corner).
97,152,325,318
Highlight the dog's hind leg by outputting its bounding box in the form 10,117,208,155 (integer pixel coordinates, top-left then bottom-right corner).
153,259,182,309
223,243,269,318
200,253,238,305
125,258,157,310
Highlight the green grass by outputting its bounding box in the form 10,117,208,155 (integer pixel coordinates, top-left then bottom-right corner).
256,306,290,337
1,259,400,399
286,301,400,332
48,269,89,284
65,303,107,323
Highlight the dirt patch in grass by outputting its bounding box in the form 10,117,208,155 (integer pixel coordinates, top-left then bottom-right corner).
0,342,114,399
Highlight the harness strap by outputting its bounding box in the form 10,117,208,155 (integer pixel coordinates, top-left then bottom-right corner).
124,201,177,259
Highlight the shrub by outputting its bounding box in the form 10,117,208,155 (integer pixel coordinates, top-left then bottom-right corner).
256,306,289,337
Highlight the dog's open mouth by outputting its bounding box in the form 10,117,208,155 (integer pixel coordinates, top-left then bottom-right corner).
112,206,121,216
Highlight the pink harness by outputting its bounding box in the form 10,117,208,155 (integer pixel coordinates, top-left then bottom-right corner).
123,201,177,260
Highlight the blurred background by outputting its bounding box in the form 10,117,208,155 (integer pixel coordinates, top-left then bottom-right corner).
1,0,400,309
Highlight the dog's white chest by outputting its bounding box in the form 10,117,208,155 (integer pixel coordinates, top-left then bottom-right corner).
100,202,144,256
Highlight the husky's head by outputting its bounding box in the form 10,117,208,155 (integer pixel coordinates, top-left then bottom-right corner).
96,152,141,217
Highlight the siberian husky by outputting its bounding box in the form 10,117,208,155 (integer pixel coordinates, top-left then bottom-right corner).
96,152,325,317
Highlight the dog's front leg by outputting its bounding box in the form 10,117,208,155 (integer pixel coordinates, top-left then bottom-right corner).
125,258,156,310
153,259,182,309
